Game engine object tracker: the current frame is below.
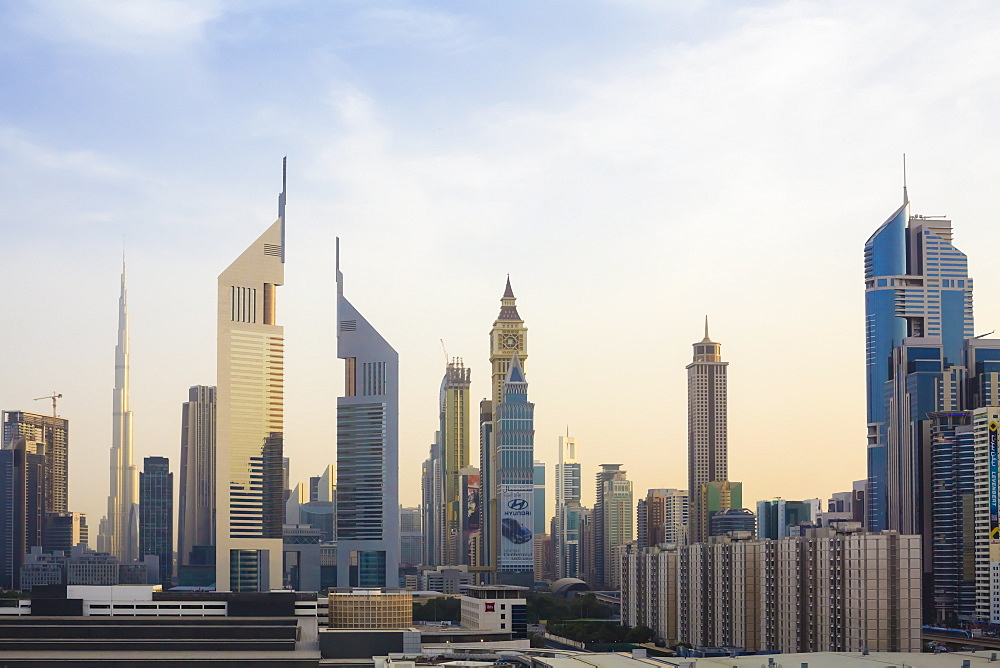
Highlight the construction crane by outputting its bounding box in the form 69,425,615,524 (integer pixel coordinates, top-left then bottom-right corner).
440,339,449,365
34,392,62,417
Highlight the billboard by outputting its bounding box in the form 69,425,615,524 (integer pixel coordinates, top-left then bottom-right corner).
991,421,999,541
463,474,481,532
499,484,534,570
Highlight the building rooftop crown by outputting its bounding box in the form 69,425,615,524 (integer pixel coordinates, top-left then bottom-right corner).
497,276,521,321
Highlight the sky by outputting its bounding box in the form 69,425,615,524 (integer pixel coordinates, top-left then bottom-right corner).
4,0,1000,542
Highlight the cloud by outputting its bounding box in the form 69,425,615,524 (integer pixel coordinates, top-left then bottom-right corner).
0,126,134,181
341,7,478,52
12,0,227,53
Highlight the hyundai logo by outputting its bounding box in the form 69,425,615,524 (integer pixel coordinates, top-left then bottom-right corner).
508,499,528,511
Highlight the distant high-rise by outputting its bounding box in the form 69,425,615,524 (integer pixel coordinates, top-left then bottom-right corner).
493,354,535,584
336,239,400,587
399,506,422,568
0,436,45,590
42,512,88,554
709,508,756,537
533,460,546,536
440,360,471,566
282,457,291,504
214,161,286,592
600,466,633,590
928,410,976,623
593,464,623,588
638,488,687,548
178,385,215,567
421,441,440,567
481,278,529,574
476,399,492,569
459,467,481,567
864,187,973,532
579,506,596,585
490,278,528,407
3,411,69,514
139,456,173,587
696,480,742,539
99,262,139,564
756,499,814,540
687,319,729,544
479,277,534,570
315,465,335,503
555,434,582,579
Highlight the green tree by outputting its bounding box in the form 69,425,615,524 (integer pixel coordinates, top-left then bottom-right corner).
625,626,655,643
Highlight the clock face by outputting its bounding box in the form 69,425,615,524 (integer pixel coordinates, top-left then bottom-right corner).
503,334,519,349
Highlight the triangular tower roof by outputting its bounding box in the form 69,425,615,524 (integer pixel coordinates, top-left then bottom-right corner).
497,276,521,321
503,275,515,298
505,353,525,384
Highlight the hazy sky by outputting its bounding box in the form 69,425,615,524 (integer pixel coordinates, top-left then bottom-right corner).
4,1,1000,540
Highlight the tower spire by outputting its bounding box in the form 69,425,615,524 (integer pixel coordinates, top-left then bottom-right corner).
278,156,287,263
902,153,908,205
100,255,139,563
497,276,520,321
704,314,709,340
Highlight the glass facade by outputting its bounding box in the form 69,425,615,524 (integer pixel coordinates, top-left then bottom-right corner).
139,456,173,587
495,356,535,574
929,411,976,624
864,198,974,533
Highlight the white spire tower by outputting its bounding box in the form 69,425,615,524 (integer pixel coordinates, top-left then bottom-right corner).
98,259,139,562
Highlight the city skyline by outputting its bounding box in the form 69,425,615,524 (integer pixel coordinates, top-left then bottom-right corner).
7,2,1000,539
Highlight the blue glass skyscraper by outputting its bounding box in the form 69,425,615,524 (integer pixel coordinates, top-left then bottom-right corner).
864,187,973,533
495,355,535,583
928,411,976,623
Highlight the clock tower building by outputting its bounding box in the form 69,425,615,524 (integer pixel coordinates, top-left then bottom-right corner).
490,277,528,403
480,278,534,583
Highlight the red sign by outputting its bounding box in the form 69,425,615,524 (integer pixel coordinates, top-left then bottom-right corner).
485,602,495,612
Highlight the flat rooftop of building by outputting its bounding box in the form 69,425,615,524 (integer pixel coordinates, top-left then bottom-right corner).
0,616,320,665
645,651,1000,666
0,649,320,665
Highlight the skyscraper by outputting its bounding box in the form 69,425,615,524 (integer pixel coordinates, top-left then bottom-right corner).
756,499,813,540
99,261,139,564
439,360,471,566
533,460,546,536
421,442,440,567
687,319,729,543
214,161,286,592
593,464,619,588
42,512,88,555
459,467,481,567
336,238,400,588
600,466,633,590
697,480,742,539
864,187,973,532
399,506,423,569
481,278,529,575
490,278,528,406
927,410,975,623
0,436,45,590
178,385,215,567
493,355,535,584
139,456,173,587
3,411,69,514
638,488,688,548
555,434,582,579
